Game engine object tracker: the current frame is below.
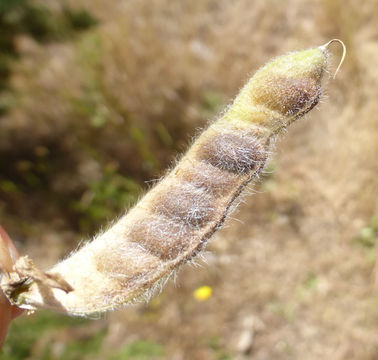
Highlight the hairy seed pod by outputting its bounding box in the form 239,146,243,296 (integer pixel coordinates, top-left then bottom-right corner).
1,41,344,316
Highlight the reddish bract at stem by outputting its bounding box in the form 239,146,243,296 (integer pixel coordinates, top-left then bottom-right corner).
0,226,23,348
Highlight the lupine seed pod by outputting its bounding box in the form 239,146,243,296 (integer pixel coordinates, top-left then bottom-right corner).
1,41,345,316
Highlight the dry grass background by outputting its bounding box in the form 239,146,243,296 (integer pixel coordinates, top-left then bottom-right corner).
1,0,378,359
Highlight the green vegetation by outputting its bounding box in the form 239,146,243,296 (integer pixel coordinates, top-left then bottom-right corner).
354,215,378,249
208,336,233,360
3,312,165,360
0,0,96,95
2,311,96,360
73,168,141,231
110,340,165,360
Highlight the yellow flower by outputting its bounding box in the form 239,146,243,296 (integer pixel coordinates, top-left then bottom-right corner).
193,285,212,301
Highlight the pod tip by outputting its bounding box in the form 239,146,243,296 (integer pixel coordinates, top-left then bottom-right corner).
319,39,346,79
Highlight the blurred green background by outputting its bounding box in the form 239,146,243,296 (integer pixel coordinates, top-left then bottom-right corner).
1,0,378,359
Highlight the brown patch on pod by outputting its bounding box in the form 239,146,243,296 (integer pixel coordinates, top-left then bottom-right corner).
196,131,267,174
151,181,215,228
126,214,199,261
252,76,321,116
176,159,245,196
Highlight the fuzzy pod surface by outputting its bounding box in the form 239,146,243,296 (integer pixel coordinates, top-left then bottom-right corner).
2,44,334,316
